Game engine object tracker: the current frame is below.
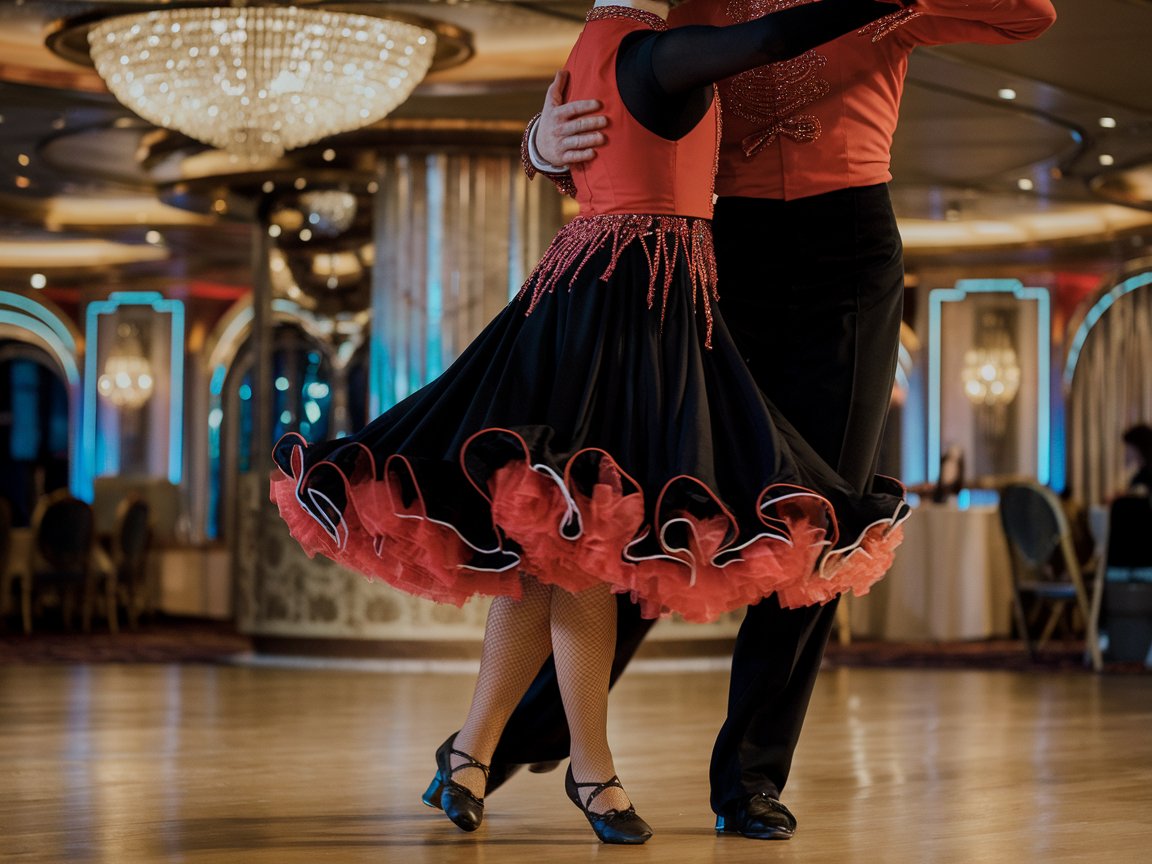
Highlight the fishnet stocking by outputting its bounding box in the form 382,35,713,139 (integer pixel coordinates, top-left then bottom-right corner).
450,580,632,815
551,585,632,814
452,577,553,799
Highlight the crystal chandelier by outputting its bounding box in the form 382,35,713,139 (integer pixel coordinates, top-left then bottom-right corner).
86,5,437,161
961,347,1021,407
98,325,155,409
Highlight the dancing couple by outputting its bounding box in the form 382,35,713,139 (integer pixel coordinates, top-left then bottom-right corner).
273,0,1055,845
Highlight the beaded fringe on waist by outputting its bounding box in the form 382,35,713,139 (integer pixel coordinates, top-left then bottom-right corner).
519,213,720,347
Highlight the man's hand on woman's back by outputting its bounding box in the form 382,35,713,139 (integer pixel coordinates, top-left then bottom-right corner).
535,70,609,167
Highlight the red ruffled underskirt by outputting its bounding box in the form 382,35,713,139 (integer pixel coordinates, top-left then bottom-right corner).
270,428,906,623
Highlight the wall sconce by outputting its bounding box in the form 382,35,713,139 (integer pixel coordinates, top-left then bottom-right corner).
97,322,154,409
928,279,1050,487
81,291,185,500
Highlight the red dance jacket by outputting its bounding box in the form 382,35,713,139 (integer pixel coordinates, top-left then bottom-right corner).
664,0,1056,200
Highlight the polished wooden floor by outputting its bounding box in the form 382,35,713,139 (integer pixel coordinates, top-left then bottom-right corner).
1,659,1150,863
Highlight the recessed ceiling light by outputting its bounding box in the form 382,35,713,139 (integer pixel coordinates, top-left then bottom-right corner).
30,273,46,289
322,149,336,162
299,228,313,242
1099,154,1115,166
17,154,30,167
1017,178,1034,191
1099,117,1117,129
213,198,228,214
998,88,1017,100
268,224,282,238
294,177,307,190
367,180,379,194
262,180,275,194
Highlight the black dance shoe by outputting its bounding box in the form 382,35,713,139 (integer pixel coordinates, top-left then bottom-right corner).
714,791,797,840
425,757,555,804
420,734,489,832
564,766,653,844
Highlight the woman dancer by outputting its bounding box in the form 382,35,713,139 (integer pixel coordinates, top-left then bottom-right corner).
271,0,909,844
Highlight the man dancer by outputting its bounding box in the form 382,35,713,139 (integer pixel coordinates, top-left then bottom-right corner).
494,0,1057,840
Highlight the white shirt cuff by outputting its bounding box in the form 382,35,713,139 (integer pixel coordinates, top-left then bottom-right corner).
527,116,569,174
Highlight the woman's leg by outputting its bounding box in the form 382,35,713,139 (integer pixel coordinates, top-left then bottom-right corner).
550,584,631,812
451,576,555,798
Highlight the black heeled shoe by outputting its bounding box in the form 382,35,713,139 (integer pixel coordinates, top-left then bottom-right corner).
420,734,490,832
564,765,653,844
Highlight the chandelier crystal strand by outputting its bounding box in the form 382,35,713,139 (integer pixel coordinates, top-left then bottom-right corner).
88,7,437,161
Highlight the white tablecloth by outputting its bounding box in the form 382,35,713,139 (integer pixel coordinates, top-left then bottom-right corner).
849,503,1014,641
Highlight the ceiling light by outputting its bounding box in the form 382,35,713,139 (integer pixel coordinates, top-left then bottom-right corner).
1099,154,1115,167
84,7,438,162
1017,178,1034,191
1099,117,1117,129
299,228,313,242
30,273,47,289
998,88,1017,100
322,149,337,162
262,180,275,194
145,230,162,244
17,154,30,167
15,176,30,189
268,224,282,238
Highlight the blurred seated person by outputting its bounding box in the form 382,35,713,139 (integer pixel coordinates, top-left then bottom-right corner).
932,445,965,503
1122,424,1152,494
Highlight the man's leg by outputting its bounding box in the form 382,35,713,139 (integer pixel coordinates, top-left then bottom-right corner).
715,189,904,491
711,597,837,828
709,187,905,834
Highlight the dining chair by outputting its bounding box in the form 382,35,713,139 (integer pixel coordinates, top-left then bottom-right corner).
998,482,1094,663
28,490,96,632
109,496,153,631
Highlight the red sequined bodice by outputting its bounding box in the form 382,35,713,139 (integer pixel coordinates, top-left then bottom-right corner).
563,9,718,220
